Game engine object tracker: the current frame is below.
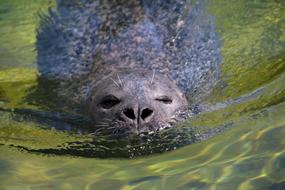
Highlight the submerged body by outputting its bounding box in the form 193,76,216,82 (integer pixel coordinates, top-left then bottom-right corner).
37,0,221,135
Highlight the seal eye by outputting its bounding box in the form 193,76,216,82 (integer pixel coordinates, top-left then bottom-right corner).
155,96,173,104
99,95,121,109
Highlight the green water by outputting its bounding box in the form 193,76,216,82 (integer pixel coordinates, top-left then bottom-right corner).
0,0,285,189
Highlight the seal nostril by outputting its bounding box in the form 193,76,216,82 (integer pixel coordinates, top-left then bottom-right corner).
141,108,153,120
123,108,136,120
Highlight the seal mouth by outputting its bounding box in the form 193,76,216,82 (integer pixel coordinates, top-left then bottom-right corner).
91,120,171,137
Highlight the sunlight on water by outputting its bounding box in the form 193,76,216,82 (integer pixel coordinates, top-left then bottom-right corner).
0,0,285,189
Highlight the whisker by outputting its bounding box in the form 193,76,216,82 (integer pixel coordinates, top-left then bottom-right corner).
106,126,117,130
97,121,109,125
95,124,109,127
89,128,105,135
150,69,156,84
110,77,120,88
117,73,123,87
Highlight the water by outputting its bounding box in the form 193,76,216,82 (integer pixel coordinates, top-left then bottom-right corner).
0,0,285,189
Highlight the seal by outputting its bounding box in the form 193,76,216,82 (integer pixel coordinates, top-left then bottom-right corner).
36,0,221,135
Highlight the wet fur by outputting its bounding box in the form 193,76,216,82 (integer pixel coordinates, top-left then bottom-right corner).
37,0,221,105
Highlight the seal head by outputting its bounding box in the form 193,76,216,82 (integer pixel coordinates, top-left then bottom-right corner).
87,70,188,134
